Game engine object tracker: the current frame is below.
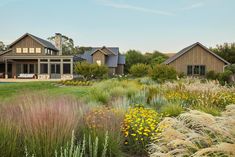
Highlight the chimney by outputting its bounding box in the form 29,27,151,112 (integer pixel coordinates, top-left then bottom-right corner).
55,33,62,55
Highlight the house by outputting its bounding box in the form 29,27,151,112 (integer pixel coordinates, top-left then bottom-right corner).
78,47,125,75
0,33,73,79
164,42,230,76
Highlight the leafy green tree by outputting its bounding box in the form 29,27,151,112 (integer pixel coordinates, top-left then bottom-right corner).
144,51,168,65
125,50,146,73
210,43,235,64
0,41,6,52
48,35,79,55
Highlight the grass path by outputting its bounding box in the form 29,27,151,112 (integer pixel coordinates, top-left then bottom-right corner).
0,82,91,102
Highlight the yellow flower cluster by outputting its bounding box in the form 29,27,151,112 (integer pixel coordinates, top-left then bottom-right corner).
60,80,92,86
122,106,162,145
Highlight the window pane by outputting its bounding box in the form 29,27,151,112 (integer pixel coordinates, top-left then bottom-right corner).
29,64,34,73
56,64,60,74
187,65,192,75
200,65,206,75
23,64,28,73
63,64,71,74
194,65,200,75
40,64,48,74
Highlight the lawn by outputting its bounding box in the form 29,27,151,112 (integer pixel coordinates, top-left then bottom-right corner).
0,78,235,157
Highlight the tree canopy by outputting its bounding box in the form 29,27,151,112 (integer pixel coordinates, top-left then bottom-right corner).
210,43,235,64
124,49,168,73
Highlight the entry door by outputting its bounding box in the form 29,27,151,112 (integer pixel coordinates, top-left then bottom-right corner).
51,64,61,79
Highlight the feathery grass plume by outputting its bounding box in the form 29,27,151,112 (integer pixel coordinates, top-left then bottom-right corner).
148,105,235,157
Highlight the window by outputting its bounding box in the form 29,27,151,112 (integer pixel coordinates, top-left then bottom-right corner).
16,48,22,53
194,65,200,75
63,64,71,74
36,48,41,53
200,65,206,75
40,64,48,74
187,65,193,75
187,65,206,76
96,60,101,66
29,64,34,73
29,48,34,53
23,48,28,53
23,64,28,73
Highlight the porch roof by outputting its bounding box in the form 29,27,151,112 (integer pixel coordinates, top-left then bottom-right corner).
2,55,73,61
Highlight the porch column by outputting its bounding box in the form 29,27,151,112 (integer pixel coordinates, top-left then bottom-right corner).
60,59,63,75
70,59,73,75
38,59,40,77
5,59,8,79
48,59,50,78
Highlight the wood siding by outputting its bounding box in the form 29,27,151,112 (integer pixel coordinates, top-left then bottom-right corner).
11,36,45,55
168,45,226,74
116,64,124,75
92,50,106,65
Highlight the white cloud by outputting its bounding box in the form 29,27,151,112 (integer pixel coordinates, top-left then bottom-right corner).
98,0,174,16
180,2,204,10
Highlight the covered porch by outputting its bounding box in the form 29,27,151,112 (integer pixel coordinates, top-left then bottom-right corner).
2,56,73,80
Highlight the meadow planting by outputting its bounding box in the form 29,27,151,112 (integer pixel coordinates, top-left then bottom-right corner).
0,78,235,157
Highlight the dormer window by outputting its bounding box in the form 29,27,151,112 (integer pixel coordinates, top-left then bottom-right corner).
29,48,34,53
36,48,41,53
23,48,28,53
16,48,22,53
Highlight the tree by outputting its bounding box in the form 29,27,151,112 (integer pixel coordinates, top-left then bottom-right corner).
48,35,79,55
0,41,6,52
144,51,168,65
129,63,150,77
210,43,235,64
125,50,146,73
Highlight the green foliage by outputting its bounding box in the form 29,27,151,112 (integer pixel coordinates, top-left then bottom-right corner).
210,43,235,64
218,70,233,85
59,80,92,86
160,103,185,117
48,35,79,55
206,70,219,80
225,64,235,74
125,50,146,73
0,41,6,52
124,50,168,73
129,63,149,77
74,62,108,80
148,64,177,83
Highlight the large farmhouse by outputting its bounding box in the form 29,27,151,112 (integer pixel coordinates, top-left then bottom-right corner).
164,42,230,76
0,33,125,79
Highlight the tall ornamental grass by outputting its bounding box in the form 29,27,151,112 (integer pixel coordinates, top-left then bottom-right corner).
0,93,87,157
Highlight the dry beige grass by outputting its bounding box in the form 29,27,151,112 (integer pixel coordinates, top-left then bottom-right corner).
148,105,235,157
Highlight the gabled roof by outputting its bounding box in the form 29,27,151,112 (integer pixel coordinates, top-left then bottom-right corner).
8,33,58,51
78,47,124,67
164,42,230,65
90,46,117,56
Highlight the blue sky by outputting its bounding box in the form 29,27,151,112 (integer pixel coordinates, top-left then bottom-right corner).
0,0,235,53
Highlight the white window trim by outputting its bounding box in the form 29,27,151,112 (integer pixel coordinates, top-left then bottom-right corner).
29,48,35,53
36,48,41,53
23,48,28,53
16,48,22,53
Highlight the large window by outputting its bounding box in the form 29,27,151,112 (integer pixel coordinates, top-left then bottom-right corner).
187,65,206,76
63,64,71,74
29,64,34,73
187,65,193,75
23,48,28,53
36,48,41,53
29,48,35,53
40,64,48,74
23,64,28,73
16,48,22,53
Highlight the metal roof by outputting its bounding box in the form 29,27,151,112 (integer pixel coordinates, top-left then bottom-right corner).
8,33,59,51
78,47,125,67
164,42,230,65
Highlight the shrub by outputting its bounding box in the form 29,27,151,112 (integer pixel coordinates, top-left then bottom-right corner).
129,63,149,77
206,70,219,80
122,106,163,155
148,64,177,83
160,103,185,117
74,62,108,80
218,70,233,85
